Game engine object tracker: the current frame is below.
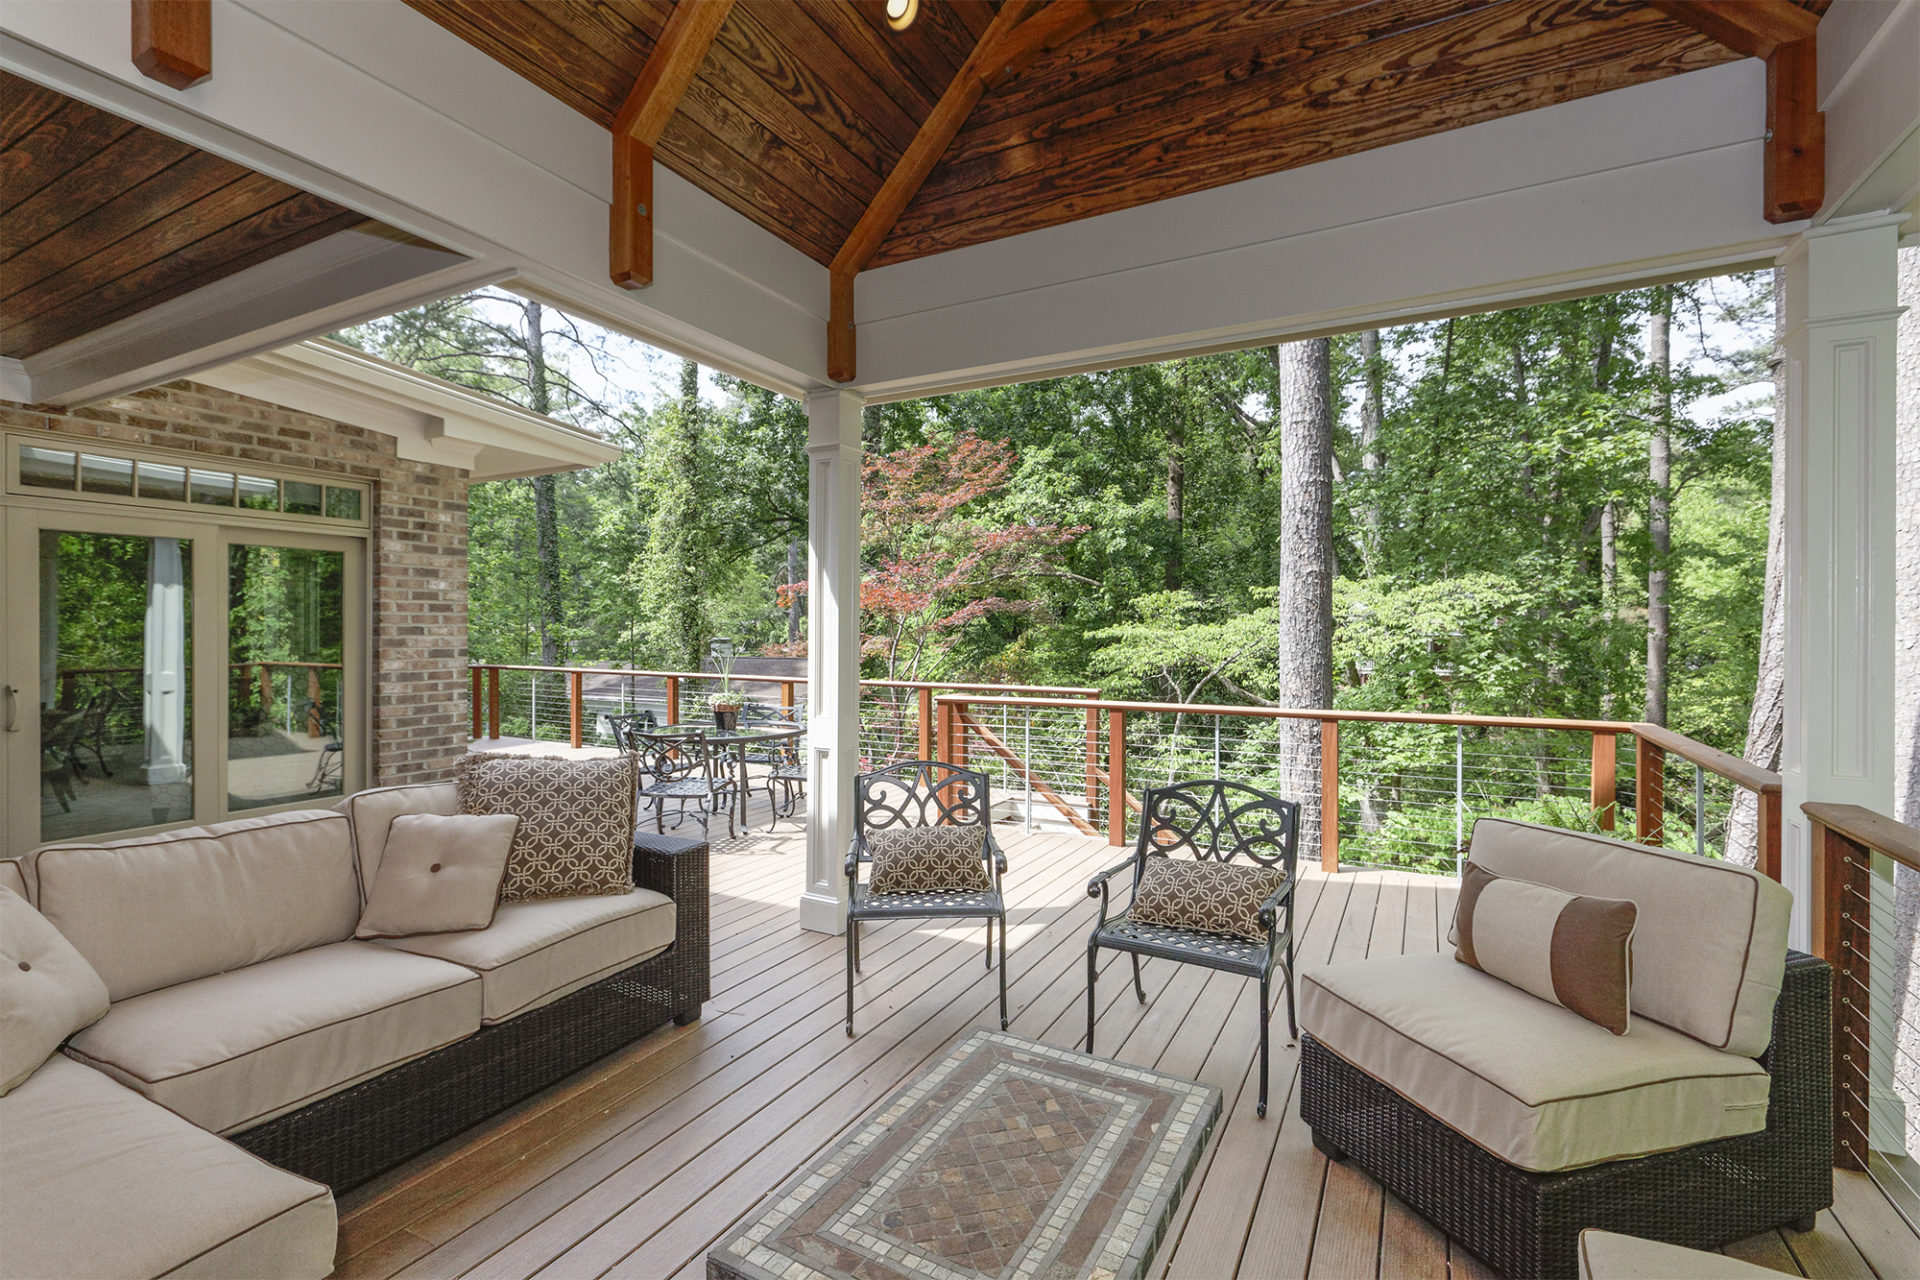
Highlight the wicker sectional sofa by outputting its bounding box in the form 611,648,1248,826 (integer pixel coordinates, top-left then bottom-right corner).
0,781,708,1280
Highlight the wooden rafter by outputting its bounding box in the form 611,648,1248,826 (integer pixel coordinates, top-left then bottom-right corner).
131,0,211,91
1648,1,1823,221
609,0,735,290
828,0,1111,382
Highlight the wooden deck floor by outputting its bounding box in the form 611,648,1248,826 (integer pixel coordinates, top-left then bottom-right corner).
331,824,1918,1280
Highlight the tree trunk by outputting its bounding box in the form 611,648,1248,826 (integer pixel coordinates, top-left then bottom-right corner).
786,536,803,646
1166,365,1186,590
1727,271,1789,868
1645,287,1673,727
1595,308,1619,717
1357,329,1384,573
524,300,563,667
1889,243,1920,1161
1276,338,1336,864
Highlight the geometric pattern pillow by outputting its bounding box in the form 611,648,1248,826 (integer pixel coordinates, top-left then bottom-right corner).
867,824,990,895
1451,861,1638,1035
455,753,637,902
1129,857,1286,942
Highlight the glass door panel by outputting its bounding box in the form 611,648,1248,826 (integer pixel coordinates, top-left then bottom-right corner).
38,531,194,842
226,544,347,809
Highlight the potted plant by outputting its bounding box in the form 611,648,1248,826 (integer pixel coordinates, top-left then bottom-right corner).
708,689,745,732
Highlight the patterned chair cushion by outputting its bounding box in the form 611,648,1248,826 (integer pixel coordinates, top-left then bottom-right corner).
867,825,990,895
456,753,637,901
1130,857,1285,942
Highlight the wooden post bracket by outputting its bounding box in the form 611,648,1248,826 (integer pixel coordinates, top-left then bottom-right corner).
132,0,211,91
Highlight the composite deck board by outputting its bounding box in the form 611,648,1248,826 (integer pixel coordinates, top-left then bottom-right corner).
333,825,1913,1280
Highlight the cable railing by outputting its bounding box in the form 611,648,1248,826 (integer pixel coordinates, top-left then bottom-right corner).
466,665,1781,879
1805,803,1920,1231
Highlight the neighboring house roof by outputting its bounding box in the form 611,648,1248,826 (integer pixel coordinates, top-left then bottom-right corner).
198,337,621,481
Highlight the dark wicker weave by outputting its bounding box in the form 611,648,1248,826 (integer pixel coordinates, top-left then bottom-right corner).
1300,951,1832,1280
231,835,709,1191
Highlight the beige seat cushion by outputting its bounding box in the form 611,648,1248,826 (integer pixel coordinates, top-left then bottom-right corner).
1301,953,1770,1172
0,1055,336,1280
0,887,109,1095
65,941,481,1135
0,857,27,901
1577,1229,1782,1279
376,888,674,1023
31,811,361,1002
1466,819,1791,1057
337,781,461,895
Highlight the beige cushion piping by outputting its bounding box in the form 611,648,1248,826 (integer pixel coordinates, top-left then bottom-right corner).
155,1186,335,1278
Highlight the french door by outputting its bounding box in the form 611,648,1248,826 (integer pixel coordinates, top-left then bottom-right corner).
2,506,365,855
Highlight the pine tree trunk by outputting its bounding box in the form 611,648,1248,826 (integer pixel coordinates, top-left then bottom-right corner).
1277,338,1335,863
1166,368,1185,590
1728,271,1789,868
786,536,803,645
1645,287,1672,727
1595,309,1619,717
524,300,563,667
1358,329,1384,573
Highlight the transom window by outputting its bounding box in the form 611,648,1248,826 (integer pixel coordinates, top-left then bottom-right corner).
9,437,369,527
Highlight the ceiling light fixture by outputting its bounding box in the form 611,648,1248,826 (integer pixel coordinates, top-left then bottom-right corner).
885,0,919,32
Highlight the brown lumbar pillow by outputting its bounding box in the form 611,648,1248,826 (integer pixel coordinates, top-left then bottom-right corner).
867,825,990,894
1129,857,1287,942
1450,860,1638,1035
0,887,110,1095
456,753,638,901
355,813,520,939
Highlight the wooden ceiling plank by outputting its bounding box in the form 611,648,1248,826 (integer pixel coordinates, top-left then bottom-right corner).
656,112,848,267
0,98,139,219
746,1,927,156
670,77,871,242
884,0,1732,263
402,0,640,127
0,129,204,274
708,10,903,182
694,40,890,194
1764,36,1823,221
0,74,69,154
1643,0,1817,59
807,3,941,119
610,0,735,289
131,0,212,91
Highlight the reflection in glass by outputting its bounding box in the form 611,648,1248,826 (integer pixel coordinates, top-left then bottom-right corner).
325,487,362,521
20,447,77,489
80,454,135,497
138,462,187,502
39,532,193,842
190,470,235,506
283,481,323,516
237,475,279,511
227,545,346,809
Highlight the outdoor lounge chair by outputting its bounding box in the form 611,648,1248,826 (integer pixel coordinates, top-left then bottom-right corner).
1298,818,1830,1279
1085,779,1301,1118
845,760,1007,1036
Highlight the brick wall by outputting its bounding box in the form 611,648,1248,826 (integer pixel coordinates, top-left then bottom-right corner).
0,379,472,787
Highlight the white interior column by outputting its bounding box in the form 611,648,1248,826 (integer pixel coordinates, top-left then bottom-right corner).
801,388,864,935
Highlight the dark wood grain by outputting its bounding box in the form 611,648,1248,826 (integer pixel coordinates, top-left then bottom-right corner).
0,92,138,218
1764,36,1823,222
0,125,198,263
0,73,68,154
655,111,848,265
402,0,658,127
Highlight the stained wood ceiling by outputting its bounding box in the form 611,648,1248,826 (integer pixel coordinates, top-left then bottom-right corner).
0,72,369,360
406,0,1825,272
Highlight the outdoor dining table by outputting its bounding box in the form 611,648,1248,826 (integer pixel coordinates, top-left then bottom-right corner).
651,721,803,832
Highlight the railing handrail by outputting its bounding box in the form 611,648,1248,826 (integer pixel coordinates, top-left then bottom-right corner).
1804,801,1920,873
465,663,1097,697
936,692,1633,735
1634,721,1781,795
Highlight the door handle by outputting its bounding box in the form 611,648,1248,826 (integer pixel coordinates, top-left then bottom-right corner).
3,685,16,732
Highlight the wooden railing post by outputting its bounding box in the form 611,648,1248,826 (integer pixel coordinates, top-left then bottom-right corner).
1809,815,1871,1171
1759,788,1783,882
665,675,680,727
950,699,969,771
935,697,951,764
470,667,482,741
1107,708,1127,847
568,670,584,749
1590,731,1617,830
1635,736,1665,845
917,686,933,761
781,680,795,711
1321,718,1340,873
487,666,501,739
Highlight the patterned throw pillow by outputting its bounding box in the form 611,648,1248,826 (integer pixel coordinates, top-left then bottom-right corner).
1450,861,1638,1035
867,825,990,895
456,753,637,901
1129,857,1286,942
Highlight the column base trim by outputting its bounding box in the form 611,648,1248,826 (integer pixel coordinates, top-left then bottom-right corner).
799,890,847,936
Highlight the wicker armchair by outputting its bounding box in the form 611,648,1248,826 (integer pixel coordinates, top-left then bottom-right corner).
845,761,1007,1036
1086,779,1301,1118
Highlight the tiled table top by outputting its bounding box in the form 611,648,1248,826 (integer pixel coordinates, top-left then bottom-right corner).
708,1030,1221,1280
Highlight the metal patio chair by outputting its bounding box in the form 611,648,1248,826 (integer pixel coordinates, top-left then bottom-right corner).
1086,779,1300,1117
845,760,1007,1036
762,736,808,829
604,709,659,751
632,727,737,840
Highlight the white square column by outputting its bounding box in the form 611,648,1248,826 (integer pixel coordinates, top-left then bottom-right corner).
801,388,864,935
1779,213,1906,949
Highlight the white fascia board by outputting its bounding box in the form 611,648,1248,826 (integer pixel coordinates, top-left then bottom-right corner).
199,338,621,481
1818,0,1920,224
849,60,1796,400
0,0,828,395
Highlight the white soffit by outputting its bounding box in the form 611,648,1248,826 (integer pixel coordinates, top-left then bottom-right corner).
199,339,620,480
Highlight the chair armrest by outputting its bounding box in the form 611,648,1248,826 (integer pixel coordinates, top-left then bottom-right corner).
984,829,1008,877
1087,858,1135,926
1258,877,1295,933
632,833,709,1009
844,843,861,882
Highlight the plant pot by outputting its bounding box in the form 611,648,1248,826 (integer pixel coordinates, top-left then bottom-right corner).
713,710,740,731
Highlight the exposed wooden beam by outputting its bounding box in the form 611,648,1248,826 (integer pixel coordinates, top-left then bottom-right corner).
1647,2,1823,222
609,0,735,290
827,0,1111,382
131,0,210,90
1644,1,1817,59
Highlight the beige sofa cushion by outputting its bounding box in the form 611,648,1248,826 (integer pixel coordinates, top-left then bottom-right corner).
1467,818,1791,1056
1577,1229,1781,1279
0,1054,336,1280
1301,953,1770,1172
0,857,27,901
0,887,109,1095
377,888,674,1023
32,811,361,1002
338,781,461,896
66,941,481,1135
355,813,520,939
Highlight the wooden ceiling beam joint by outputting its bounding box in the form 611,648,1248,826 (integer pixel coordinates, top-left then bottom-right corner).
610,0,735,290
131,0,212,91
1643,1,1817,60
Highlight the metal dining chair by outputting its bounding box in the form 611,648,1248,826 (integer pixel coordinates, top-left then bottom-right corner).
631,727,737,840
